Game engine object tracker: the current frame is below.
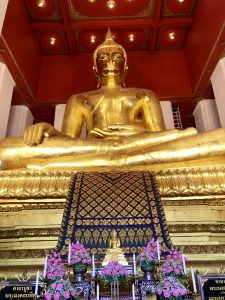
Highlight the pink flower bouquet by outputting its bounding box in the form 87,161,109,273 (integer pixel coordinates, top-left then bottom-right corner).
44,278,77,300
157,275,187,299
162,248,186,279
138,238,160,268
69,241,91,269
44,253,67,283
101,260,129,284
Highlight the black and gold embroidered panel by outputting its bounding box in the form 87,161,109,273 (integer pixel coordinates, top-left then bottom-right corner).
56,171,172,257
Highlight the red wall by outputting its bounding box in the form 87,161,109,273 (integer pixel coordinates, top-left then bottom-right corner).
2,0,41,100
37,50,193,102
185,0,225,94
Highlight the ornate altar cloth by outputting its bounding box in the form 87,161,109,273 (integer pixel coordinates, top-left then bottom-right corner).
56,171,172,257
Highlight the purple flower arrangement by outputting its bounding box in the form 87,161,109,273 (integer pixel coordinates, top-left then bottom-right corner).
138,238,160,268
44,253,67,282
69,241,91,269
44,278,77,300
157,276,187,299
156,249,188,299
101,260,129,284
162,248,186,278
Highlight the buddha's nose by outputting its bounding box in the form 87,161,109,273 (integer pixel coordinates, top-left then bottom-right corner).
107,60,116,70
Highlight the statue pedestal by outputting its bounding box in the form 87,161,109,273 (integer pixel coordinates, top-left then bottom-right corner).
1,167,225,279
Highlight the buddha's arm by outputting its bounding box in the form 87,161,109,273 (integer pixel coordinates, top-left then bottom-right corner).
23,122,64,146
129,91,166,132
61,95,93,138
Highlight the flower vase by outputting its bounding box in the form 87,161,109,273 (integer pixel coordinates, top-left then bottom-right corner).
160,297,183,300
73,264,87,282
141,265,155,280
111,281,119,300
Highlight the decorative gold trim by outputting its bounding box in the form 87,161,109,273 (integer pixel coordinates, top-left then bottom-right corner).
1,168,225,208
0,228,60,239
168,224,225,233
0,249,49,259
0,202,65,212
162,198,225,206
154,167,225,197
182,245,225,255
24,0,62,21
0,244,225,259
1,224,224,240
162,0,196,17
67,0,154,21
0,170,73,199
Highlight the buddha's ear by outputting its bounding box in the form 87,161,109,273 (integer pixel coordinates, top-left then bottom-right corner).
122,66,128,87
93,66,101,88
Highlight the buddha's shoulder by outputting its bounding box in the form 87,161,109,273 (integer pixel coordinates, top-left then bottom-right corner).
123,87,157,97
68,87,157,101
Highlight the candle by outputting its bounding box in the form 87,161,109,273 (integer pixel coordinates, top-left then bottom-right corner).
133,253,137,275
156,240,160,262
35,270,39,295
191,267,197,293
43,255,48,278
68,243,71,265
132,283,135,300
92,254,95,277
182,254,187,275
96,283,99,300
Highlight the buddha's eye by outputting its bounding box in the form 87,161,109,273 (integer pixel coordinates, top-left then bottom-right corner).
99,54,109,61
114,54,122,60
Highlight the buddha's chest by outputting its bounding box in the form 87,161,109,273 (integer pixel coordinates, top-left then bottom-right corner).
85,92,135,114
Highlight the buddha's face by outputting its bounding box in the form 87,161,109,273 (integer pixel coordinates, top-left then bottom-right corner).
95,46,126,85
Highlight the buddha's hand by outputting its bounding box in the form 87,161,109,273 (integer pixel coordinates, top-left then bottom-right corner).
23,122,57,146
90,124,146,138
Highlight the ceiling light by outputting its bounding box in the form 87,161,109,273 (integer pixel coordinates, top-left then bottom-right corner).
168,32,176,40
88,0,96,2
177,0,184,3
128,34,135,42
90,35,97,43
50,37,56,45
107,0,116,9
38,0,46,8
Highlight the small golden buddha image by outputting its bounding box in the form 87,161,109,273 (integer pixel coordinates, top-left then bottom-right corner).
102,230,128,266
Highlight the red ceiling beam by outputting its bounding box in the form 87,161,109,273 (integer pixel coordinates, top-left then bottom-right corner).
31,17,194,32
31,19,155,31
59,0,77,55
148,0,162,52
158,17,194,27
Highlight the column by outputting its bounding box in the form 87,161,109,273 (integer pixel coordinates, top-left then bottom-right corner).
211,57,225,128
160,101,175,129
193,99,221,132
6,105,34,137
0,62,15,140
54,104,87,138
0,0,9,34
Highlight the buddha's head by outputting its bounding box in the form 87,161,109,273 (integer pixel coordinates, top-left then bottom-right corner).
93,29,128,88
111,229,117,238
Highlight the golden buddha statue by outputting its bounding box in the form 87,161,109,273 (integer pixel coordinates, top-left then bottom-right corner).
102,230,128,266
1,30,225,170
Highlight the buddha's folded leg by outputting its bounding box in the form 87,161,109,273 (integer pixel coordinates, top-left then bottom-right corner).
0,136,116,169
118,127,197,151
123,128,225,167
